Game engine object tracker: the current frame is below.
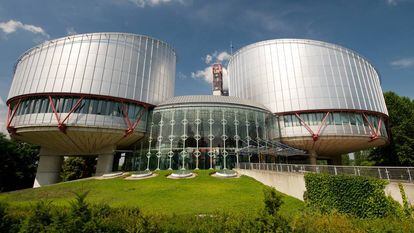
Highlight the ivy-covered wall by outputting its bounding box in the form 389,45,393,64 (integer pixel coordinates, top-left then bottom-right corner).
304,173,400,218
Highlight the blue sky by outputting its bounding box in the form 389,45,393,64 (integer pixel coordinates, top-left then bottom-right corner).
0,0,413,131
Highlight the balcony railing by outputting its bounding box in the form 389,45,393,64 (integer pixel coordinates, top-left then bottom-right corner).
238,163,414,183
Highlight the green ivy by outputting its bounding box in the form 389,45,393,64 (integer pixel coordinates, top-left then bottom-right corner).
304,173,401,218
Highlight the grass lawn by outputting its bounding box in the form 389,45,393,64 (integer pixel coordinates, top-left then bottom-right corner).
0,170,304,216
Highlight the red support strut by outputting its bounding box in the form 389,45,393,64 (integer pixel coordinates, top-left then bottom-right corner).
6,99,21,135
362,113,382,141
294,112,330,141
122,104,148,137
48,96,84,133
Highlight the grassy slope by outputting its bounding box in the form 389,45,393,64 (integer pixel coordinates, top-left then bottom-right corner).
0,170,304,216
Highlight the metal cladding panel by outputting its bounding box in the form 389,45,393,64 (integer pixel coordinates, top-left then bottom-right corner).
8,33,176,105
156,95,269,111
228,39,388,116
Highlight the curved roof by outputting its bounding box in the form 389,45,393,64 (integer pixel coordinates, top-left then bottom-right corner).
228,38,377,75
13,32,175,74
156,95,270,111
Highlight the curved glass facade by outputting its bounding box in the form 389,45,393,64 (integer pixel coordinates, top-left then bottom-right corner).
281,112,387,138
228,39,388,115
142,101,278,170
8,32,176,105
10,95,148,132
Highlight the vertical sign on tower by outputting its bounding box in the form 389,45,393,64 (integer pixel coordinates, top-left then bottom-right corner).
212,63,223,96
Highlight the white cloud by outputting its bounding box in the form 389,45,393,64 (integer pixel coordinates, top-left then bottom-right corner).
0,97,8,135
125,0,187,7
203,51,231,64
177,71,188,80
66,27,77,36
0,20,49,38
390,57,414,68
386,0,410,6
193,50,232,92
205,54,213,64
386,0,398,5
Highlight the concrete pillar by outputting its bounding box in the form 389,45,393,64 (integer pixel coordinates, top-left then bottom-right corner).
308,150,317,165
33,155,64,188
95,153,114,176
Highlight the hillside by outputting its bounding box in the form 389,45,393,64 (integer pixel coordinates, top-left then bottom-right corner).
0,170,304,216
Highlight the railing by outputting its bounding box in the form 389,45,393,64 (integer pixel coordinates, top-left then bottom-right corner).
238,163,414,183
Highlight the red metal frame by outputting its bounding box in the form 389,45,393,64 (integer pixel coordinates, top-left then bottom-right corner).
362,113,383,141
6,93,152,135
121,103,148,137
294,112,330,141
48,96,85,133
278,108,388,119
6,92,154,107
6,99,21,135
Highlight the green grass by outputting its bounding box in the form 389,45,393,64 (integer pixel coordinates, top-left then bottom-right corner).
0,170,304,216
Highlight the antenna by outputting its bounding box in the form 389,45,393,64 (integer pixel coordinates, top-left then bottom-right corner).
230,41,234,55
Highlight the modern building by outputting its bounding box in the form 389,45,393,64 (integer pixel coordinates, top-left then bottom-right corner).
6,33,176,186
5,34,389,187
228,39,388,164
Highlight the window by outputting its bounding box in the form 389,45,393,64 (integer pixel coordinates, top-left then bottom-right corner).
341,113,350,125
64,98,74,112
13,96,144,119
350,114,356,125
355,114,363,126
90,99,99,114
80,99,90,114
333,113,342,125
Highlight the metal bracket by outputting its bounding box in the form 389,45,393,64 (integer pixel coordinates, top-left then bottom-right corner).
122,104,148,137
6,99,21,135
362,113,382,141
48,96,84,133
294,112,330,141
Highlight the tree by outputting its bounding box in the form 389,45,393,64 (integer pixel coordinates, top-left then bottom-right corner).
0,133,39,192
370,92,414,166
60,157,95,182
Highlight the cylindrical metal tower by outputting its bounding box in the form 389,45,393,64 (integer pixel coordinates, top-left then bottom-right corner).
228,39,388,163
6,32,176,185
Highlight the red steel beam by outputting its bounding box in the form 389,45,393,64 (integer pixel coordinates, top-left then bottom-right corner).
362,113,381,141
48,96,67,132
60,97,84,124
7,92,155,108
6,99,21,135
294,113,315,137
314,112,330,141
278,108,388,119
294,112,330,141
122,104,148,137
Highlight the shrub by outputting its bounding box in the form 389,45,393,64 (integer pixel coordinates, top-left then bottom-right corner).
19,201,54,233
304,173,400,218
0,202,16,233
399,183,414,218
263,186,283,215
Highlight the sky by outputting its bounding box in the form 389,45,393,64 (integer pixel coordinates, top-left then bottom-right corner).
0,0,414,133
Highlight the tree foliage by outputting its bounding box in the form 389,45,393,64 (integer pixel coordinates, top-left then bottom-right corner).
370,91,414,166
60,157,95,182
0,133,39,192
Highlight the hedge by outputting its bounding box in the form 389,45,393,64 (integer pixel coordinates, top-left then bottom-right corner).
304,173,401,218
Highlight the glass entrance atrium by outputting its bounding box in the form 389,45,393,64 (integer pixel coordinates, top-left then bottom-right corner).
126,96,305,171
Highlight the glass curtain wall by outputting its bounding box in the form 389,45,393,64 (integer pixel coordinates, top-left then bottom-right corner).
139,106,278,170
282,112,387,137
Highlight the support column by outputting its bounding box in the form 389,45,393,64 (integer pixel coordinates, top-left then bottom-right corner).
308,150,317,165
33,154,64,188
95,153,114,176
